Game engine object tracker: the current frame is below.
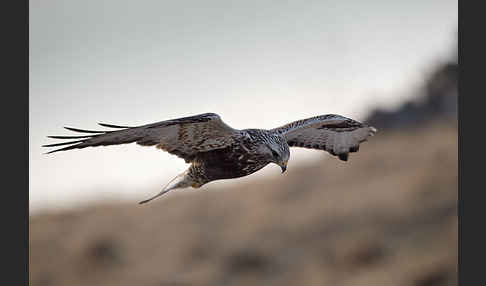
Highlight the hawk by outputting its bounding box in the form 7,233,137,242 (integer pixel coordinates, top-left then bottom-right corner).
44,113,377,204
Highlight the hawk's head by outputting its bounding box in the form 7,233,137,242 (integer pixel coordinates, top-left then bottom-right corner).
265,134,290,173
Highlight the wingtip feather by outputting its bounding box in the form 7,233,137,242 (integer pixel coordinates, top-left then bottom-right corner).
42,139,85,148
44,144,83,154
47,135,93,139
64,126,106,134
98,123,133,129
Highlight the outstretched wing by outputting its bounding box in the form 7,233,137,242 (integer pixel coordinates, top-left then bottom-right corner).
43,113,238,163
271,114,377,161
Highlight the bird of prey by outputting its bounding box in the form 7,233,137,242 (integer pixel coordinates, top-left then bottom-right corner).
44,113,377,204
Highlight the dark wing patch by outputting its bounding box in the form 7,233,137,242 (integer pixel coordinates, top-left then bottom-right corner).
43,113,238,162
272,114,377,161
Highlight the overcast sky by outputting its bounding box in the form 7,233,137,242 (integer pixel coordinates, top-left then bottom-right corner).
30,0,457,213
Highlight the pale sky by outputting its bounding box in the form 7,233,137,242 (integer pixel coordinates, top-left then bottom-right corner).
30,0,457,213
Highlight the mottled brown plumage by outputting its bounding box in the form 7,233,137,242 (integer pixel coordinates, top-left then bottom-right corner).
43,113,377,203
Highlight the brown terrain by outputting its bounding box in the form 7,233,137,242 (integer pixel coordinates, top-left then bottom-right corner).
29,118,458,286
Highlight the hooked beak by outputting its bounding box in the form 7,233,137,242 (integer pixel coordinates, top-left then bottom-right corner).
280,162,288,173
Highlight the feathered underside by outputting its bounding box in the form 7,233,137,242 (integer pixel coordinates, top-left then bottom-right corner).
43,113,239,163
271,114,377,161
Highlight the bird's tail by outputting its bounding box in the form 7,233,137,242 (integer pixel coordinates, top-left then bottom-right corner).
139,170,193,204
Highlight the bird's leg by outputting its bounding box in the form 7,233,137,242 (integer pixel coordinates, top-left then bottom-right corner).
138,170,193,204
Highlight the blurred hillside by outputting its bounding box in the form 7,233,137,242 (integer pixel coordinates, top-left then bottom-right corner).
365,58,457,130
30,56,457,286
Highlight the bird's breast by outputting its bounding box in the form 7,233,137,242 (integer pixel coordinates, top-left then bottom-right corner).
194,142,269,181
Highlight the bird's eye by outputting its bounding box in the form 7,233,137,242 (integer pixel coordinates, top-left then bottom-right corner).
271,149,279,158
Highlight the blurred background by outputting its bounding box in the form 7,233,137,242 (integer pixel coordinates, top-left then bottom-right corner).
29,0,457,285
